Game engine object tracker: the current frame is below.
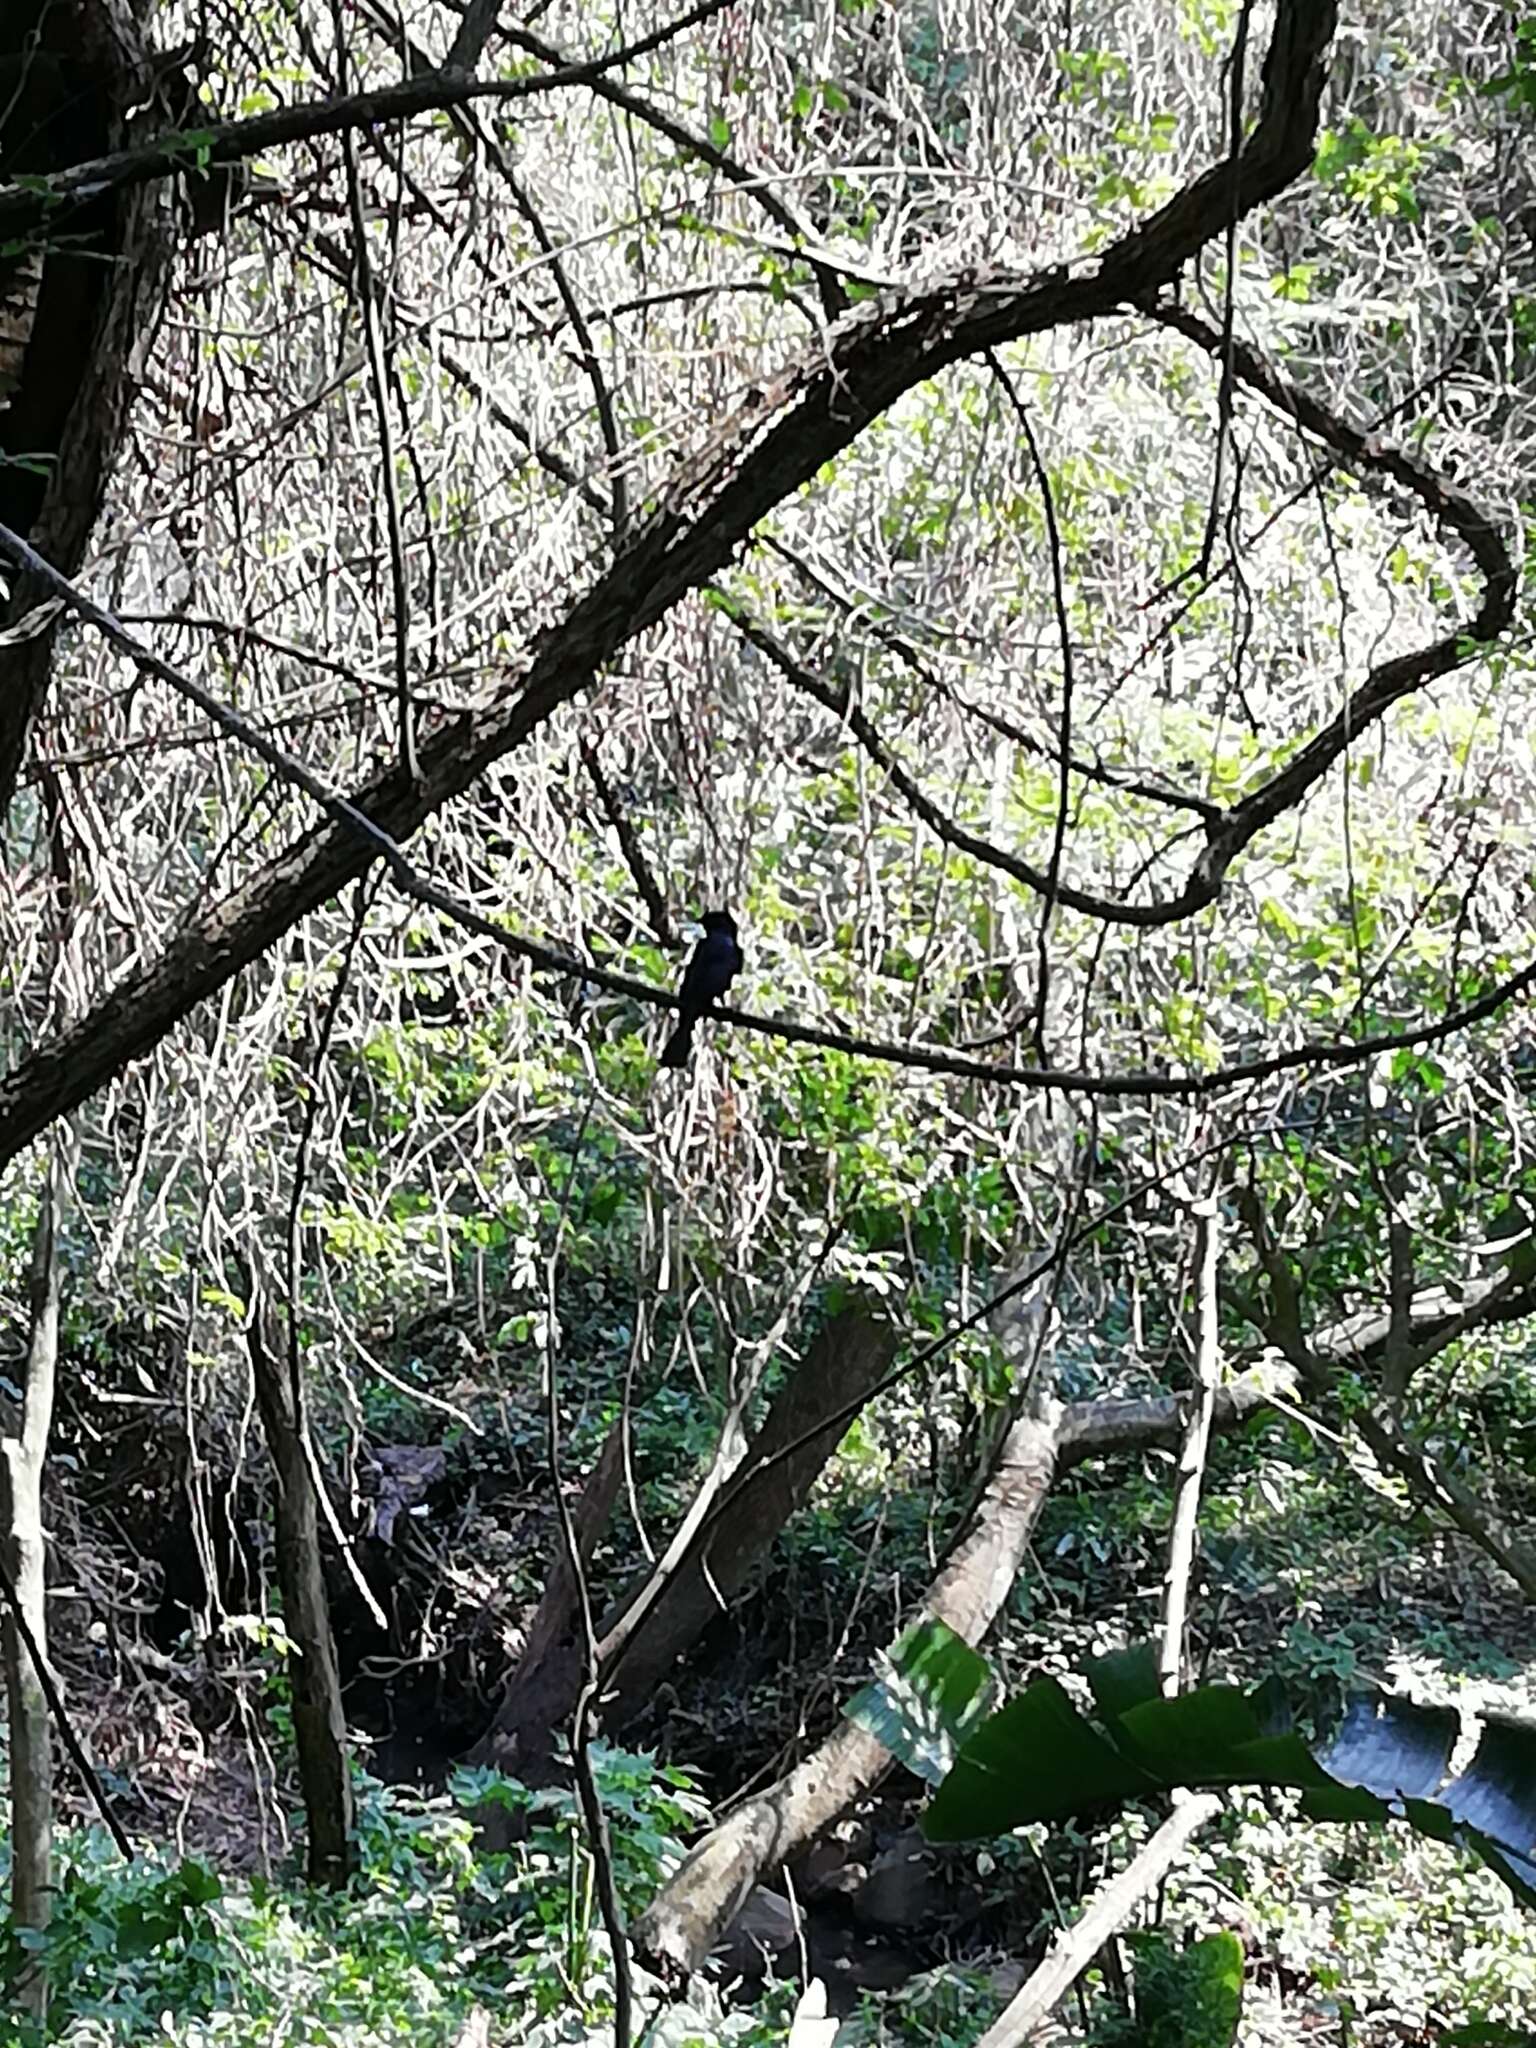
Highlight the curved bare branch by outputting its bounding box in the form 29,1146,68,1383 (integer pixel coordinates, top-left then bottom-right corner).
0,1,1345,1166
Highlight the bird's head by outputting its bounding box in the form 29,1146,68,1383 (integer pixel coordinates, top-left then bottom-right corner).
701,910,738,937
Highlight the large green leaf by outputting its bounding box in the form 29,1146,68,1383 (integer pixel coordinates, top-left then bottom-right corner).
1113,1685,1269,1778
1128,1929,1244,2048
845,1616,998,1786
924,1677,1162,1838
860,1634,1536,1902
1085,1639,1162,1722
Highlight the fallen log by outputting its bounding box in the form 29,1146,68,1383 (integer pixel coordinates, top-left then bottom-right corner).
632,1401,1064,1975
467,1304,898,1785
632,1364,1284,1975
468,1421,626,1790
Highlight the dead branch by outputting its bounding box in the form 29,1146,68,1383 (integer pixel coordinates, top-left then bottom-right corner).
596,1308,899,1722
468,1422,625,1789
1158,1199,1221,1697
0,0,1344,1164
631,1402,1065,1976
975,1794,1223,2048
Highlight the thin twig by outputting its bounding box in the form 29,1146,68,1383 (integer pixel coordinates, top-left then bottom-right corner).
541,1072,636,2048
973,1792,1222,2048
0,1552,133,1859
984,351,1077,1065
579,739,675,945
332,0,418,784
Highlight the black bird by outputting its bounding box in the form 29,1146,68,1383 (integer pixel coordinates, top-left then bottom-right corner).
660,910,743,1068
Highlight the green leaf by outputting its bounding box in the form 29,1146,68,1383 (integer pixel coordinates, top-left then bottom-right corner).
1085,1639,1162,1723
1114,1686,1269,1778
174,1860,223,1907
1128,1928,1244,2047
913,1643,1536,1903
845,1617,998,1785
923,1677,1160,1839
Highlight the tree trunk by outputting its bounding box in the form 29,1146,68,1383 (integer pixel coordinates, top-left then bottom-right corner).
468,1422,625,1806
245,1286,354,1886
0,0,168,812
595,1306,900,1725
1,1124,77,2022
632,1400,1063,1977
468,1305,899,1789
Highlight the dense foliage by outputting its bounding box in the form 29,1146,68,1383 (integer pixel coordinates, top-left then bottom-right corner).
3,0,1536,2042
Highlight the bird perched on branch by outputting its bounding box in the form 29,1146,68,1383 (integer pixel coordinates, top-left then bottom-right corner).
660,910,742,1069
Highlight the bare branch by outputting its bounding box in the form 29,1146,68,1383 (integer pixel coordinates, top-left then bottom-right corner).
1158,1199,1221,1698
975,1794,1223,2048
0,0,741,238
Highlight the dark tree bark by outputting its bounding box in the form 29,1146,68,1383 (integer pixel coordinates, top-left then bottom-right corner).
595,1306,900,1726
245,1286,354,1886
0,0,169,812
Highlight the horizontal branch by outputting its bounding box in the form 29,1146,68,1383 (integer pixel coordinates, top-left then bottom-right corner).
0,0,736,238
0,2,1346,1162
6,521,1536,1172
1150,302,1518,912
741,311,1513,929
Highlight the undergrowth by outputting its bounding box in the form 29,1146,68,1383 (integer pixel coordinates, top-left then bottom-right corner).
0,1749,789,2048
